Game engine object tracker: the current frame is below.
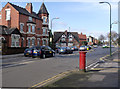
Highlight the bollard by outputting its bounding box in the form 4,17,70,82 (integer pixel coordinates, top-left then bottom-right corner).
79,51,87,72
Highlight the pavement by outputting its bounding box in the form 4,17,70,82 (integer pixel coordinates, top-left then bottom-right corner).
1,53,24,59
43,50,120,88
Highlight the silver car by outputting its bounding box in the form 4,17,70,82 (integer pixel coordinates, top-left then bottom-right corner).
79,46,87,51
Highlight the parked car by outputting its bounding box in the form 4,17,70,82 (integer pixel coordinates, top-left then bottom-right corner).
24,46,55,58
55,47,60,53
102,45,109,48
59,47,73,54
86,45,92,50
38,46,55,58
79,46,87,51
93,45,98,48
24,46,36,57
70,46,78,51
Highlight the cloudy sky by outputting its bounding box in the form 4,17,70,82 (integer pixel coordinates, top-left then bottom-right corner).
1,0,119,39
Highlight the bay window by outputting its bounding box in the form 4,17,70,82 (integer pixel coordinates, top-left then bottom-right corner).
11,34,20,47
32,25,35,33
43,28,46,35
28,25,31,32
28,38,31,47
43,17,46,23
32,38,35,46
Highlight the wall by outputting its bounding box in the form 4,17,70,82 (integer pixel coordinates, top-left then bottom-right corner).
2,47,27,55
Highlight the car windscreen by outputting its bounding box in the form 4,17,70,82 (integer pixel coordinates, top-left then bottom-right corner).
60,47,66,49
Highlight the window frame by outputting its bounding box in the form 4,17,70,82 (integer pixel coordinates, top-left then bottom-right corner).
0,15,1,19
32,25,35,33
43,28,46,35
28,25,31,32
29,16,32,21
5,9,11,21
20,23,24,32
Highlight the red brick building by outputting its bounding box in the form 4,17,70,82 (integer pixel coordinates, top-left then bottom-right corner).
87,36,98,45
54,30,80,48
0,2,49,48
78,32,87,46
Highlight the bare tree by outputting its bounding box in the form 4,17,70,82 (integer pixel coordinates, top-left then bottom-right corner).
107,31,118,45
98,34,105,43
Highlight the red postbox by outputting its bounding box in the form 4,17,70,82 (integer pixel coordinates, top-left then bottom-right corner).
79,51,87,72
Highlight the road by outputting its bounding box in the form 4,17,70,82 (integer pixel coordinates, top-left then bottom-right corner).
1,47,117,87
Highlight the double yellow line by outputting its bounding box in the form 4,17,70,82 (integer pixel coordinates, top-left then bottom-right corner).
28,70,74,89
29,50,118,89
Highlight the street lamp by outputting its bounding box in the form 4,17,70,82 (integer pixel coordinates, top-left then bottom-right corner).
49,17,59,47
99,1,112,56
51,17,59,33
111,21,118,28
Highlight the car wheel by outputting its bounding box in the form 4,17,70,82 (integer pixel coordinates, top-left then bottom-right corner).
42,54,46,59
32,56,35,58
24,55,27,57
52,53,55,57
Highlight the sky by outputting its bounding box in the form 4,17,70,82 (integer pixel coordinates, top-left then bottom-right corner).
0,0,119,39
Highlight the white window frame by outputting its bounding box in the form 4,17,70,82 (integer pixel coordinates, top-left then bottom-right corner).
69,38,73,41
32,38,35,46
42,38,48,46
28,25,31,32
32,25,35,33
62,34,66,38
37,38,40,46
28,38,31,47
5,9,11,21
11,34,20,47
29,16,32,21
61,38,65,41
43,16,46,23
43,28,46,35
0,15,1,19
20,23,24,32
69,34,72,38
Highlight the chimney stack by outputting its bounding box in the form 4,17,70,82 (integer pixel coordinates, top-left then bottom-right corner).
26,3,32,13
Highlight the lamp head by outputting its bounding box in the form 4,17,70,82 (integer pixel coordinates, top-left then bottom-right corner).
55,17,59,19
99,2,105,4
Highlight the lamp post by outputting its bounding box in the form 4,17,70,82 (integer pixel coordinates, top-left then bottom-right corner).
99,1,112,56
51,17,59,33
49,17,59,47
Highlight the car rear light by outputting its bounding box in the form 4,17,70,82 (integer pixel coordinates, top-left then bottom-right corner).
31,51,32,53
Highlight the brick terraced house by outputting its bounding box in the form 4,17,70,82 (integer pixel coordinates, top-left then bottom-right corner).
0,2,49,48
78,32,87,46
54,30,80,48
87,36,98,45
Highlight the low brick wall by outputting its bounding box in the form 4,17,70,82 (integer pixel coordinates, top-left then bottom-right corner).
2,47,28,55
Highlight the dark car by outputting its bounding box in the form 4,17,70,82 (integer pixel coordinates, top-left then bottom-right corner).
70,46,78,51
59,47,73,54
39,46,55,58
